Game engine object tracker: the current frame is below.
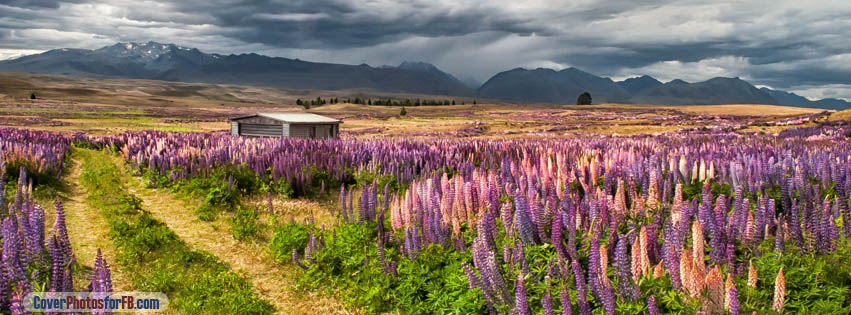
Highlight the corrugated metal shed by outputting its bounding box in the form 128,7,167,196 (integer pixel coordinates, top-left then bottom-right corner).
228,112,341,138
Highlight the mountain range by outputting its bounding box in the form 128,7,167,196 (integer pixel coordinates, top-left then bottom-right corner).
0,42,474,96
0,41,848,109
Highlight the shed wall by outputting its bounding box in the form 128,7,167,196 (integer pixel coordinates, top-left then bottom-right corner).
240,123,283,137
290,124,311,138
316,125,332,139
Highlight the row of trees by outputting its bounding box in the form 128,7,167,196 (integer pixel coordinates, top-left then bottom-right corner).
357,98,474,106
295,97,477,108
296,97,331,108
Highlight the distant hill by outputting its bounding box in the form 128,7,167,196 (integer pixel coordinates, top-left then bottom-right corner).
478,68,779,105
760,88,851,110
0,42,474,96
616,75,663,94
630,77,778,105
477,67,631,103
479,67,849,109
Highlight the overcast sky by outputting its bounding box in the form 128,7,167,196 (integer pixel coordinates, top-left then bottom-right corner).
1,0,850,100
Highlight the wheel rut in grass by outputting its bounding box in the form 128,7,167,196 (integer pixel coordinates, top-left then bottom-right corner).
57,154,130,291
112,157,350,315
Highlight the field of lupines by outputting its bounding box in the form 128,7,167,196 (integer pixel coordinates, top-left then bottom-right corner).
2,117,851,314
72,121,849,314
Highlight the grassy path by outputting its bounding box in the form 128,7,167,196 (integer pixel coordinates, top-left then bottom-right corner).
113,156,350,315
58,155,131,290
76,148,274,314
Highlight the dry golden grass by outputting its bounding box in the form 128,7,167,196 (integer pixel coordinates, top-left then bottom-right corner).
244,195,340,229
828,109,851,121
662,104,821,116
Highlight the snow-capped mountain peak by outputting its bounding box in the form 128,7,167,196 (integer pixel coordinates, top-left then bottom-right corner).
97,41,187,61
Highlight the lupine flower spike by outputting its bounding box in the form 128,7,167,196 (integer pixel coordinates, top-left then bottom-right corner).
772,267,785,313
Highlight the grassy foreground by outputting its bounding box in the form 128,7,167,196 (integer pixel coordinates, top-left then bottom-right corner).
76,148,275,314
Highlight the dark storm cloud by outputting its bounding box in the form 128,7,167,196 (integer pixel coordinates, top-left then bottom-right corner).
2,0,88,9
1,0,850,100
178,0,553,48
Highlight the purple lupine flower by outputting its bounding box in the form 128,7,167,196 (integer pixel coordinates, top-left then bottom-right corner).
513,271,530,315
543,278,554,315
471,239,499,307
473,233,512,306
533,197,550,242
91,249,104,290
487,254,512,305
503,242,512,268
560,284,573,315
728,286,740,315
514,194,538,245
292,249,307,270
358,187,368,223
347,189,354,222
552,211,566,261
339,185,349,223
48,235,64,292
726,243,736,272
10,282,27,315
461,262,481,289
587,235,602,300
52,198,73,263
404,228,414,259
90,250,114,315
386,260,398,277
3,219,25,283
28,203,44,262
647,295,660,315
500,202,513,240
790,204,803,249
572,260,592,315
101,260,114,293
829,214,840,252
615,234,634,300
775,215,785,254
0,264,8,308
602,281,616,315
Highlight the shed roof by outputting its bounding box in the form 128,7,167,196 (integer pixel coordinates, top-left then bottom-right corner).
229,112,341,123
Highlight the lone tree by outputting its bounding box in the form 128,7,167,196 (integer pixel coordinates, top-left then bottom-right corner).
296,99,302,106
577,92,592,105
30,92,37,100
400,106,407,116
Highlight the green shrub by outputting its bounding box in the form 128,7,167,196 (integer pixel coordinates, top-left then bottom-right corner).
292,222,486,314
269,223,310,262
354,170,400,192
230,205,263,241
